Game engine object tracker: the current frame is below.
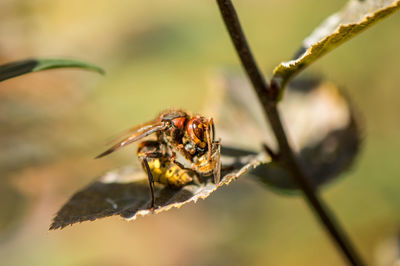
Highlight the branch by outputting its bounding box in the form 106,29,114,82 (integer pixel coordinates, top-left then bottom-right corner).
216,1,365,265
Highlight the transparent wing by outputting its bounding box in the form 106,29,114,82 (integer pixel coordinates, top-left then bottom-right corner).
96,122,169,158
105,119,159,145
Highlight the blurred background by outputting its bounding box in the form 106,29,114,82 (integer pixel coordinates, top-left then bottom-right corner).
0,0,399,265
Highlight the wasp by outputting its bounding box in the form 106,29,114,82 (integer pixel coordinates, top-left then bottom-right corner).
96,110,221,209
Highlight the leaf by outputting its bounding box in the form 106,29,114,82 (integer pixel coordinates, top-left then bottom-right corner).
206,71,362,191
271,0,400,96
252,111,361,191
0,58,105,82
49,150,268,230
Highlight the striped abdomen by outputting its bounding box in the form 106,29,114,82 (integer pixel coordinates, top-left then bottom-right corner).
148,158,193,187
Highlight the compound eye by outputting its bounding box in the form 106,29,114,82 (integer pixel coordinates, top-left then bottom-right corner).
193,121,205,140
187,118,206,148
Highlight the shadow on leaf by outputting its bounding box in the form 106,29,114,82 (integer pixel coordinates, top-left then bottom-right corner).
207,72,362,192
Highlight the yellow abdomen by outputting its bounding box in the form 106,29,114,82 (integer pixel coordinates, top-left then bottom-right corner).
148,158,193,187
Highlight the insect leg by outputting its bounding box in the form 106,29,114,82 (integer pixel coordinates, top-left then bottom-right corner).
205,118,214,162
137,140,169,209
166,150,186,170
213,140,222,184
140,156,155,209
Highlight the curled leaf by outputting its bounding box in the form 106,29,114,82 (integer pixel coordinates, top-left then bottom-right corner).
0,58,105,82
206,72,362,191
50,150,268,230
272,0,400,95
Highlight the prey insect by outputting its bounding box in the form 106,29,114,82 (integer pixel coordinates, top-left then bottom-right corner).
96,110,221,209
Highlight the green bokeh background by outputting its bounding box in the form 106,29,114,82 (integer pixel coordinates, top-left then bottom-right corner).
0,1,399,265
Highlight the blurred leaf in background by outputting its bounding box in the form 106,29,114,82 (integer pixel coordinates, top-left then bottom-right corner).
0,58,104,82
207,72,362,191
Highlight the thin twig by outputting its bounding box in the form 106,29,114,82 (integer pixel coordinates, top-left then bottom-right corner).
215,1,365,265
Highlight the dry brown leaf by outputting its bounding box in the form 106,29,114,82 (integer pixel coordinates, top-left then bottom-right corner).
50,150,268,230
272,0,400,94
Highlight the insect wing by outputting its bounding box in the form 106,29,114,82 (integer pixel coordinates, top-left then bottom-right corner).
105,119,159,145
96,122,168,158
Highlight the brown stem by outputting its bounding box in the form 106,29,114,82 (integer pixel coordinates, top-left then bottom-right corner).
216,1,365,265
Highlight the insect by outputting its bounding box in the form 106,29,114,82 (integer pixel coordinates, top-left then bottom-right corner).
96,109,221,209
